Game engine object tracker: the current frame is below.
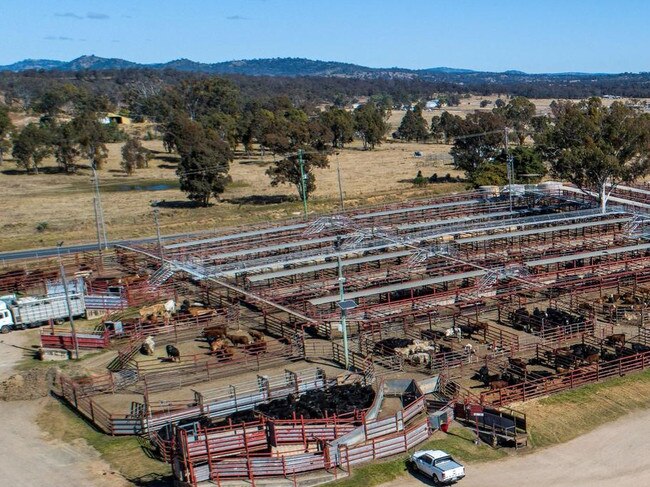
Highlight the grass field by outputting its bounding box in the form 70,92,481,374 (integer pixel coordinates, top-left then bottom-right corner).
329,427,506,487
3,94,638,253
0,135,464,252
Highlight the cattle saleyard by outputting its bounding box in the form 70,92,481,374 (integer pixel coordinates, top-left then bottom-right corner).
8,184,650,485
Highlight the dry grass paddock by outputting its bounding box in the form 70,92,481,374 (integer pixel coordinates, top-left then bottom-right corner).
0,136,464,252
4,94,645,253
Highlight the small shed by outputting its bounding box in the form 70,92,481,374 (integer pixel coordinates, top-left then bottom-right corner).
101,113,131,125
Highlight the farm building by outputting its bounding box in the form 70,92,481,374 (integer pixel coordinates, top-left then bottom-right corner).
100,112,131,125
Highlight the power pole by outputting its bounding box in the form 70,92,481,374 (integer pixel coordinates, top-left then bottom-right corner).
298,149,308,219
93,197,103,262
91,167,108,249
337,252,349,370
57,243,79,360
153,206,165,265
504,127,513,212
336,152,345,212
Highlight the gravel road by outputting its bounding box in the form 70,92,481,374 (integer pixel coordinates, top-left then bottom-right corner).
381,410,650,487
0,331,129,487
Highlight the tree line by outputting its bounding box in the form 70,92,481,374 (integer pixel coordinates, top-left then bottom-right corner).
0,78,392,206
421,97,650,211
3,72,650,212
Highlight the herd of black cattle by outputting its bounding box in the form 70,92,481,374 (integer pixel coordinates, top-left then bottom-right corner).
219,384,376,425
509,307,587,333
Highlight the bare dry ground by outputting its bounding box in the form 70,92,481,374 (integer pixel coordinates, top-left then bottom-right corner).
0,331,130,487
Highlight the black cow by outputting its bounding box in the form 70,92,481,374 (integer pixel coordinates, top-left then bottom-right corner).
166,344,181,362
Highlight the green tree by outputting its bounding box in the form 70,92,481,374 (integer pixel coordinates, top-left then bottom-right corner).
536,98,650,212
266,149,329,199
470,162,509,187
175,118,232,206
51,121,80,173
354,102,388,150
498,96,536,145
397,105,428,141
509,146,547,183
121,137,149,175
319,107,354,148
263,104,331,199
32,90,68,124
12,123,51,174
73,114,109,169
0,103,14,165
430,111,464,144
175,78,240,121
450,111,505,176
260,106,310,155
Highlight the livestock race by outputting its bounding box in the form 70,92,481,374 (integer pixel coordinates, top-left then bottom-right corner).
4,182,650,485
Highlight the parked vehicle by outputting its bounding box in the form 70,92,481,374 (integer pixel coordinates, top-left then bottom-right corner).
409,449,465,484
0,293,86,333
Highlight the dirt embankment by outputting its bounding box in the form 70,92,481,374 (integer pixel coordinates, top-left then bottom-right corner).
0,366,59,401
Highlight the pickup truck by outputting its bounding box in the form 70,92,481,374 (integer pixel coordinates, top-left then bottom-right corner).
409,449,465,484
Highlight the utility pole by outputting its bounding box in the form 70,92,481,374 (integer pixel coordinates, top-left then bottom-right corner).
91,167,108,250
298,149,309,219
93,197,103,262
337,252,349,370
336,152,345,212
57,243,79,360
153,205,165,265
504,127,513,212
334,236,355,370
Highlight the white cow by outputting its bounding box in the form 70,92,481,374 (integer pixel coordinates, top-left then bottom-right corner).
141,336,156,356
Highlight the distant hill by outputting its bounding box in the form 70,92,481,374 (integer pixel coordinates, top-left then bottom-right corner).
0,55,622,81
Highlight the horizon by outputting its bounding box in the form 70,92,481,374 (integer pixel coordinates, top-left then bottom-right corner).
0,53,642,76
3,0,650,73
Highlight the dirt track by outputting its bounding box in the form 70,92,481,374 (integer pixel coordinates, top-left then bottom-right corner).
382,411,650,487
0,331,129,487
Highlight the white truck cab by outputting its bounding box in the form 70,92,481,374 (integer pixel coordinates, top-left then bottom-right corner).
410,449,465,484
0,300,13,333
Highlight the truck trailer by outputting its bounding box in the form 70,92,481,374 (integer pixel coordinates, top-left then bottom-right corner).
0,293,86,333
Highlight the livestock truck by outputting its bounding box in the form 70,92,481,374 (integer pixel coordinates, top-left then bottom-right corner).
0,293,86,333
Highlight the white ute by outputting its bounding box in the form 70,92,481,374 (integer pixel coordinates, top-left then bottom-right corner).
409,449,465,485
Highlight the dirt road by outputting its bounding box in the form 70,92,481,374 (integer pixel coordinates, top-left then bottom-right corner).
382,410,650,487
0,331,129,487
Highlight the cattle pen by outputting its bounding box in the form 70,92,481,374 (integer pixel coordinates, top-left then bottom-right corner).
6,183,650,486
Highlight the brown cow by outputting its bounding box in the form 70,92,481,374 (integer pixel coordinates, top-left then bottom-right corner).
605,333,626,347
488,380,509,390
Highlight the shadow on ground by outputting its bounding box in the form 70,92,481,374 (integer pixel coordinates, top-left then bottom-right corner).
153,200,206,209
226,194,296,205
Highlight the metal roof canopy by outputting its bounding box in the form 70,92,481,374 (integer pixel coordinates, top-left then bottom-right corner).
164,196,481,251
407,208,625,243
213,243,401,278
525,242,650,267
455,216,632,244
308,269,486,306
351,198,480,219
246,250,414,282
213,209,620,276
396,210,517,231
164,223,308,250
205,235,339,261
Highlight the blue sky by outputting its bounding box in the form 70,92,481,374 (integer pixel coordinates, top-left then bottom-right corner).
2,0,650,73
